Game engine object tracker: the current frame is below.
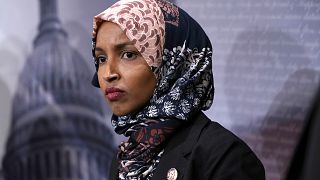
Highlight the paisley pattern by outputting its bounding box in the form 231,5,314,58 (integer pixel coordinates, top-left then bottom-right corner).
91,0,214,179
157,0,179,26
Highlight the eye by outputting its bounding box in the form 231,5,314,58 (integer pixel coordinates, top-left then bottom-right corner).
122,51,137,60
97,55,107,64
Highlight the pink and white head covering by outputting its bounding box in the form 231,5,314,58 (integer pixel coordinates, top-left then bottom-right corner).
93,0,165,68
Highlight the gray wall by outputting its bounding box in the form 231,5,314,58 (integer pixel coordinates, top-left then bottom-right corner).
1,0,320,180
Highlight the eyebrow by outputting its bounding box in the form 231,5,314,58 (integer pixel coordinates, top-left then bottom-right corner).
95,41,136,54
115,41,135,50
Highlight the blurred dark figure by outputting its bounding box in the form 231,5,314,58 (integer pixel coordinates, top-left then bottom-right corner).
223,28,317,179
286,82,320,180
0,170,3,180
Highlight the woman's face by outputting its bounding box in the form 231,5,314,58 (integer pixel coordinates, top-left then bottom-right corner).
96,22,157,116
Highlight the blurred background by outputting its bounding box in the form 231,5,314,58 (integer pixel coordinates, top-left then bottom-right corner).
0,0,319,179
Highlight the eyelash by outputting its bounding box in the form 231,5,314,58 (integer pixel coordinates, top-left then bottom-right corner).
121,51,138,60
96,55,107,64
95,51,138,64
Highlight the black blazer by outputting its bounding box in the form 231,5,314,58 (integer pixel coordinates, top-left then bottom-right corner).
109,112,265,180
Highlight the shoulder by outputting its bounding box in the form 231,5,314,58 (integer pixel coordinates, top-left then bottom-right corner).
197,116,251,155
190,113,255,153
187,113,265,179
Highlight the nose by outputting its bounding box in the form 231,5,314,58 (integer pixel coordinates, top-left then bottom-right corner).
105,73,120,82
101,60,120,83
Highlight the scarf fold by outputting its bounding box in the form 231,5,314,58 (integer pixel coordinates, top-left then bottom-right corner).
91,0,214,179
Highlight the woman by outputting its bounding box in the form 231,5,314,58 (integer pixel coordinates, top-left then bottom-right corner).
91,0,265,179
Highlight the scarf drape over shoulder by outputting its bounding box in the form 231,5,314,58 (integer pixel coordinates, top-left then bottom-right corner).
91,0,214,179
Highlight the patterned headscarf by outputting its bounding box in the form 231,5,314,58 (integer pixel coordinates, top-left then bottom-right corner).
91,0,214,179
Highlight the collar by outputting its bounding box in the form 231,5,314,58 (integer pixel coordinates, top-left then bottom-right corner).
151,112,211,180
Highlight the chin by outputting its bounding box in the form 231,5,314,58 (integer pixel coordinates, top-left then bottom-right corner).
111,103,143,117
112,108,131,117
113,111,127,116
112,107,139,117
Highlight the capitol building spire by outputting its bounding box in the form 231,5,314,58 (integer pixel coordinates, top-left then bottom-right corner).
35,0,66,45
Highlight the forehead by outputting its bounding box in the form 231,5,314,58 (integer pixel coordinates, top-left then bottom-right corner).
96,22,129,46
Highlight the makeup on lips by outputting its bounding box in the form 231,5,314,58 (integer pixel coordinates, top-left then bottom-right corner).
105,87,125,101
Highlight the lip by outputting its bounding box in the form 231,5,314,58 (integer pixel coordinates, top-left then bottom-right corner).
105,87,125,101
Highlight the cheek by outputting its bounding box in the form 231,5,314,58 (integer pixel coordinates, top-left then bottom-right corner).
96,67,109,99
123,66,156,104
97,68,104,84
110,72,155,116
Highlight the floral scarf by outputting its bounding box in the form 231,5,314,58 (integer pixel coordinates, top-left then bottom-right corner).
91,0,214,179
